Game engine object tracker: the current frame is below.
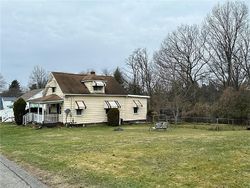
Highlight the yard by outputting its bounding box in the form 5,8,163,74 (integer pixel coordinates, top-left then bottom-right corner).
0,123,249,188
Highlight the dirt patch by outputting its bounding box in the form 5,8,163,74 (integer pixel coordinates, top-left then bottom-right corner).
18,162,75,188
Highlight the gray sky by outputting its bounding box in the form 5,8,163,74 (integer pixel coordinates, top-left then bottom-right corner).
1,0,250,88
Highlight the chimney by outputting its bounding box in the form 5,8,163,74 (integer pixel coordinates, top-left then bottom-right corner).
90,71,95,75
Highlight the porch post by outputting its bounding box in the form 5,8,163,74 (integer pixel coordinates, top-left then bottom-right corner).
28,102,31,113
37,103,40,123
42,104,45,123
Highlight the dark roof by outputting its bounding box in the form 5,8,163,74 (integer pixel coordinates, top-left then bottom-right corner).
28,94,63,103
19,89,43,101
52,72,127,95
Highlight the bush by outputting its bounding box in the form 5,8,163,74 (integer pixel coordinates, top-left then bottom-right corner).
215,88,250,119
107,108,120,126
13,98,26,125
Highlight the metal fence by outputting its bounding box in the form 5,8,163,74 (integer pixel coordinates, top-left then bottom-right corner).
180,117,250,125
148,115,250,125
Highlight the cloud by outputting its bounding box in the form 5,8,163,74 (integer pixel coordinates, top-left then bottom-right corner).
1,0,250,86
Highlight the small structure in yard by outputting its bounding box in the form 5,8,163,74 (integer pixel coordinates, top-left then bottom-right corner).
23,71,149,125
150,121,169,131
152,122,168,130
0,97,16,122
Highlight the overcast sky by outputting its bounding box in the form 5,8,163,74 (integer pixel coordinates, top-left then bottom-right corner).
1,0,250,88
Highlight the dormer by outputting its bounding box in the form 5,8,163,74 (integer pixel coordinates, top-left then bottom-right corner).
81,72,107,94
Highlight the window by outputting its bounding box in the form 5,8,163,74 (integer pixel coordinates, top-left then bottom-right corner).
52,87,56,93
93,86,103,91
105,109,110,114
76,109,83,115
134,107,138,114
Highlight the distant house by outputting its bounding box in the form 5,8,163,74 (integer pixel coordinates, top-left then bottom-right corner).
23,71,149,125
0,97,16,122
20,89,43,112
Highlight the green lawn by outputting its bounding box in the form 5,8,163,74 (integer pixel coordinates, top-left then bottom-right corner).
0,123,249,188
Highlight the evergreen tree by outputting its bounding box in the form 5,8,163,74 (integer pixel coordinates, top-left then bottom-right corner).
113,67,124,85
13,98,26,125
9,80,22,97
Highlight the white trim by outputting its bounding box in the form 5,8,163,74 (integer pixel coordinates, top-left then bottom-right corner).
64,94,150,98
30,100,63,104
127,95,150,98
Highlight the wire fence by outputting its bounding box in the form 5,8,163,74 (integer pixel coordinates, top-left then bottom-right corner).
180,117,250,125
148,115,250,126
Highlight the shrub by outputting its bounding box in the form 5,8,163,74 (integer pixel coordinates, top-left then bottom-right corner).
13,98,26,125
214,88,250,119
107,108,120,126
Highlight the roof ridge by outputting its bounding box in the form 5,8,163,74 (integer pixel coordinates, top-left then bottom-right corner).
52,71,87,76
52,71,112,77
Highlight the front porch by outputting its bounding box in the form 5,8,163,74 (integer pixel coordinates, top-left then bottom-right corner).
23,113,60,125
23,94,63,125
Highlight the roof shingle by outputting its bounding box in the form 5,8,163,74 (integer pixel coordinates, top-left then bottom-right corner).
28,94,63,103
52,72,127,95
19,89,43,101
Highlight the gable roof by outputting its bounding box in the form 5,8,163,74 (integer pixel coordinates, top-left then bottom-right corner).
51,72,127,95
20,89,43,101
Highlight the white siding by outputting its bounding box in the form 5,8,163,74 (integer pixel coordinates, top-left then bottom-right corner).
62,95,148,124
44,76,64,98
43,74,148,124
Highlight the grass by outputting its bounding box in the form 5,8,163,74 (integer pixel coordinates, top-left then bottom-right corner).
0,123,250,187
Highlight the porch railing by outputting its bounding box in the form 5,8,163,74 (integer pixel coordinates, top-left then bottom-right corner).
44,114,59,123
23,113,59,125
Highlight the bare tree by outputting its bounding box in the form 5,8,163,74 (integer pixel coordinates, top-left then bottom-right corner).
203,1,250,90
29,65,48,89
155,24,207,87
154,24,207,122
0,74,6,91
237,26,250,85
126,48,154,96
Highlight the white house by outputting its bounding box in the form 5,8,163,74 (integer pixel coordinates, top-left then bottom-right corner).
20,89,43,110
0,97,16,122
23,71,149,125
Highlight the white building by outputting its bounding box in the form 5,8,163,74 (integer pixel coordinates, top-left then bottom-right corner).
23,71,149,125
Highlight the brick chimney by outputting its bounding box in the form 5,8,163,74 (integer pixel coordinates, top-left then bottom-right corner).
90,71,95,75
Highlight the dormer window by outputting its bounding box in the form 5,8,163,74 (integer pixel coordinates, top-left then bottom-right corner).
92,81,106,93
93,86,103,91
81,79,107,94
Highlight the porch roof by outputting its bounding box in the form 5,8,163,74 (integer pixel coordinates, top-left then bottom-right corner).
28,94,63,104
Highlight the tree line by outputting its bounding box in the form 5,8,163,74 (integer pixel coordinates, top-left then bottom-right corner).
120,1,250,122
0,65,48,97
